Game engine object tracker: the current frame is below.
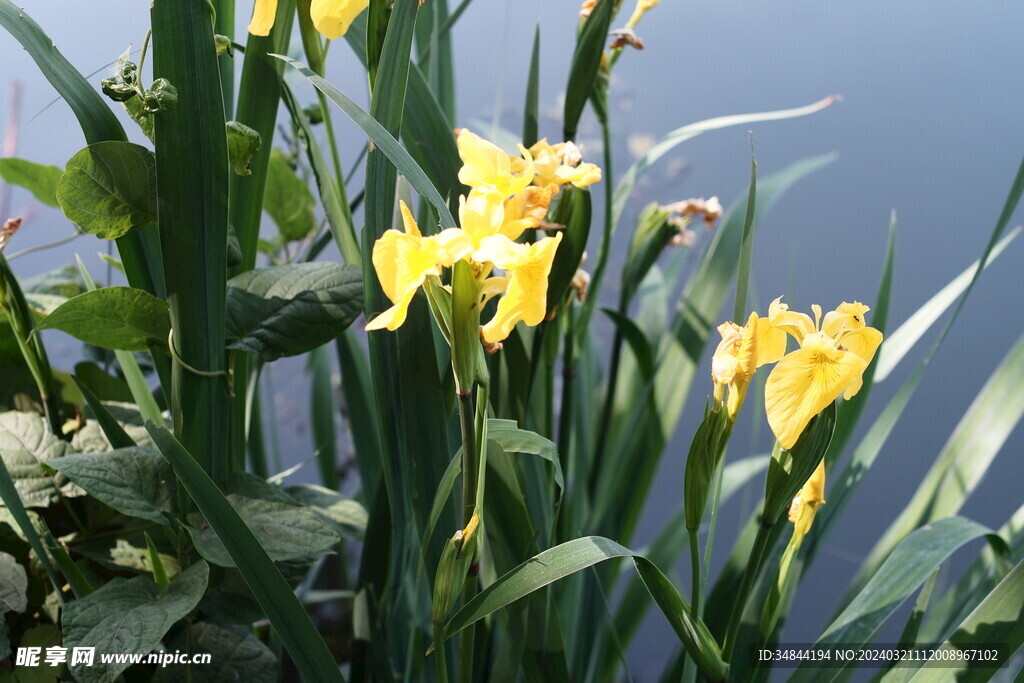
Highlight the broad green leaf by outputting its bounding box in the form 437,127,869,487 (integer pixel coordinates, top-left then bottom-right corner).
487,418,564,495
225,264,363,361
48,448,175,524
264,148,317,241
145,423,346,682
873,226,1020,382
275,55,457,228
789,517,1006,682
906,558,1024,683
286,484,369,539
226,120,262,176
35,286,170,351
187,473,341,567
155,621,278,683
62,561,209,683
21,264,84,298
0,158,62,207
613,96,837,226
0,411,74,508
846,332,1024,605
56,141,157,240
443,536,729,681
10,624,62,682
0,457,63,600
0,551,27,614
563,0,614,140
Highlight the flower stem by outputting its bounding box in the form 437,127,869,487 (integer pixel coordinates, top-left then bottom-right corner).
456,388,478,682
433,623,449,683
688,527,701,617
721,516,774,662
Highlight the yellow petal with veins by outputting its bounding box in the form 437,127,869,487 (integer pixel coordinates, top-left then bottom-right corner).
310,0,369,40
248,0,278,35
836,326,884,398
458,190,505,245
479,233,563,343
458,130,534,197
765,332,867,449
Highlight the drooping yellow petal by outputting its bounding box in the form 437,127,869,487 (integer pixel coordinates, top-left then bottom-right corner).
367,204,460,332
501,185,553,240
555,161,602,188
457,130,534,197
528,139,563,191
836,326,884,399
479,233,563,343
248,0,278,35
310,0,369,40
788,459,826,536
822,301,870,337
765,332,867,449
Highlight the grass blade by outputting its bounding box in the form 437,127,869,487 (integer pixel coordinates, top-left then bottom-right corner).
613,96,838,227
276,55,456,228
563,0,614,140
145,423,345,682
789,517,1006,683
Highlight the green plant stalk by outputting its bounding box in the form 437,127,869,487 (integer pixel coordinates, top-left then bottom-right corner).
434,622,450,683
688,528,701,617
721,515,773,663
151,0,230,479
585,111,614,496
0,252,62,434
227,0,295,471
556,304,576,482
213,0,234,115
455,386,478,683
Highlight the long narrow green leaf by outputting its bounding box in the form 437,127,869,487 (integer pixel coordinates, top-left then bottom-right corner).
276,56,456,228
788,517,1005,683
844,332,1024,604
613,96,837,226
906,559,1024,683
563,0,614,140
151,0,230,478
145,423,345,682
733,151,757,321
72,378,134,450
0,1,163,300
873,226,1020,382
442,536,729,681
0,453,63,602
522,25,541,147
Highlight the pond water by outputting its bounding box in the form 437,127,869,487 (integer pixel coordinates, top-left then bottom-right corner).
3,1,1023,680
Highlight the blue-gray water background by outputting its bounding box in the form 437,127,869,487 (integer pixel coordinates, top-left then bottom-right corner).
2,2,1023,680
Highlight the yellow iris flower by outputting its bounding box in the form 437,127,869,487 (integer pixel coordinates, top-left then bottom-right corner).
367,130,571,345
765,298,883,449
248,0,369,39
710,309,787,419
509,139,602,196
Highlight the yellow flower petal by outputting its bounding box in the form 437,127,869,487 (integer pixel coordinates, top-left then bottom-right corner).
248,0,278,35
788,459,826,536
458,130,534,197
458,190,505,245
769,297,816,343
479,234,563,343
310,0,369,40
711,322,743,387
556,161,602,188
765,332,867,449
836,326,884,399
822,301,870,337
501,186,553,240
